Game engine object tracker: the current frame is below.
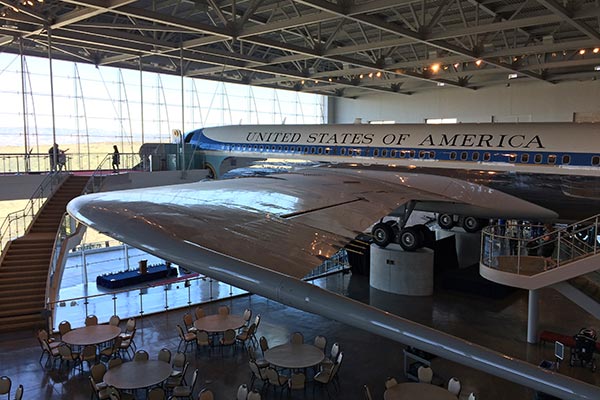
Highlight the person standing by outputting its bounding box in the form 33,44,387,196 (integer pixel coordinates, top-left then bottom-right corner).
112,145,120,173
48,143,59,172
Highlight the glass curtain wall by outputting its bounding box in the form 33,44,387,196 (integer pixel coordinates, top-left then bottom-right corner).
0,53,326,160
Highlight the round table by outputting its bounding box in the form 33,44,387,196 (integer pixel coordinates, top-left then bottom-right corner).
193,314,245,333
384,383,457,400
264,343,324,369
103,360,172,390
61,325,121,346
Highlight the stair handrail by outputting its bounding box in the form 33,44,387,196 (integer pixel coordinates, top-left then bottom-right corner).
481,215,600,275
45,211,82,307
82,153,112,194
0,172,68,255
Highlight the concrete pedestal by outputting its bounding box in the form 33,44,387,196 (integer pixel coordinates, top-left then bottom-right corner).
435,229,482,268
369,243,434,296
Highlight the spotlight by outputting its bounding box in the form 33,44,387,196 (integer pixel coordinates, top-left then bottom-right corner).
475,59,483,67
301,80,305,85
579,49,586,55
430,63,441,73
359,74,364,79
368,72,373,78
376,71,381,78
594,48,600,54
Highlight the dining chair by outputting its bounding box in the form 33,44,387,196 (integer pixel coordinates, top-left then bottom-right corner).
58,320,72,338
165,362,189,390
195,330,212,356
236,323,255,348
314,335,327,351
266,367,289,396
417,366,433,384
247,346,268,369
109,315,121,327
363,384,373,400
220,329,237,355
133,349,149,361
107,358,123,369
384,376,398,389
194,306,205,320
0,376,11,399
320,342,339,371
287,372,306,395
314,352,343,396
158,348,172,364
80,345,98,371
170,352,186,378
290,331,304,344
448,377,461,396
217,305,230,315
197,388,214,400
100,336,122,361
247,389,261,400
468,392,476,400
89,376,112,400
13,384,23,400
259,336,269,357
176,325,196,353
182,313,195,333
58,344,81,374
248,360,268,390
236,383,248,400
39,337,61,368
242,308,252,326
119,318,136,340
119,329,137,358
147,387,166,400
85,315,99,326
90,363,108,391
170,368,198,399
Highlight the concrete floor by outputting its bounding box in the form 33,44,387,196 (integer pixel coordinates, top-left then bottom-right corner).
0,270,599,400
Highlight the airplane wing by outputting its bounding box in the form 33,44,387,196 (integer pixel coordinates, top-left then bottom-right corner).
67,168,596,400
69,168,556,279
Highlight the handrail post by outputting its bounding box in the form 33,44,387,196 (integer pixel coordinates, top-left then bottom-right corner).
556,231,561,268
595,216,598,255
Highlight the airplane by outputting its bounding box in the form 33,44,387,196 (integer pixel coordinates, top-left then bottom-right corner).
185,122,600,250
68,122,600,399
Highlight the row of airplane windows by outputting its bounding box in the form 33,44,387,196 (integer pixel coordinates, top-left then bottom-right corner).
223,143,600,166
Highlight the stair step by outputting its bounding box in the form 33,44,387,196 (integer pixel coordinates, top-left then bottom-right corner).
0,314,45,333
0,288,43,298
0,271,47,280
0,303,44,319
0,280,45,288
0,298,44,312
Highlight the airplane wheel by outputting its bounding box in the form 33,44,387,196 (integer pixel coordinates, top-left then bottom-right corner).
414,224,434,247
372,222,394,248
462,216,486,233
399,227,422,251
437,214,455,230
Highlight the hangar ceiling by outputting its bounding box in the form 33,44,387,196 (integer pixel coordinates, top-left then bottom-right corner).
0,0,599,98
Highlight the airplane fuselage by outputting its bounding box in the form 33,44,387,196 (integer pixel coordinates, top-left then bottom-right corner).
186,122,600,177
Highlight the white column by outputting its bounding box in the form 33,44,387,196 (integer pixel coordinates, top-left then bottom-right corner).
527,289,539,344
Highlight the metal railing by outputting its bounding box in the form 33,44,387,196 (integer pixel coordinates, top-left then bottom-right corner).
0,152,144,175
481,215,600,275
0,172,67,254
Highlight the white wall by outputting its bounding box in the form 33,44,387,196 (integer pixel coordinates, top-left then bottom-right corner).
331,80,600,123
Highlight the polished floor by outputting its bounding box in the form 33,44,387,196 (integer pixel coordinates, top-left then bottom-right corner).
1,268,600,400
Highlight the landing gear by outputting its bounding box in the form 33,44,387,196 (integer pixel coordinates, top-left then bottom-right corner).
399,227,421,251
437,214,455,230
437,214,487,233
461,216,487,233
372,222,432,251
372,222,395,247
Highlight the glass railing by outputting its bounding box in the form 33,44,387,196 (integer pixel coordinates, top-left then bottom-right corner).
0,172,67,254
0,152,144,174
47,237,349,330
481,215,600,275
49,273,248,330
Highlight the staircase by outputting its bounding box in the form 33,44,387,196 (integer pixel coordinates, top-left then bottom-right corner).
0,175,88,333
